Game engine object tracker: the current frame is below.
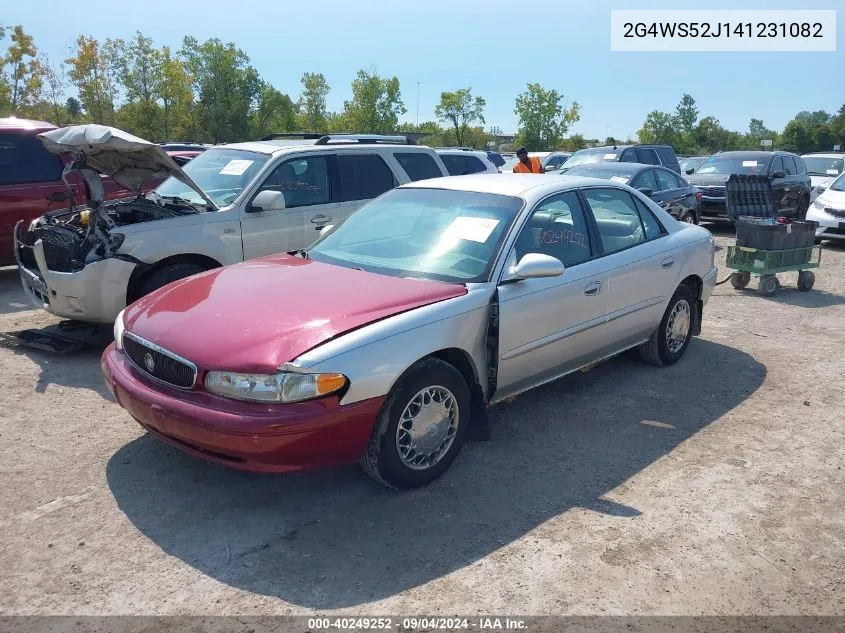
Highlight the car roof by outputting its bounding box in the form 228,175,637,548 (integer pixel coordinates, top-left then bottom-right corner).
564,161,649,173
402,173,623,197
436,148,489,157
802,152,845,158
210,140,434,156
0,116,57,131
712,150,784,158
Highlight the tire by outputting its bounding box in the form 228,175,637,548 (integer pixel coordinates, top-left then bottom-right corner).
797,270,815,292
758,274,780,297
360,358,471,489
796,195,810,220
680,211,697,225
138,263,207,298
730,272,751,290
638,284,697,367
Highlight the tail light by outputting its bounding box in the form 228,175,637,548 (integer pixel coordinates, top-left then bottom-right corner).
695,192,702,201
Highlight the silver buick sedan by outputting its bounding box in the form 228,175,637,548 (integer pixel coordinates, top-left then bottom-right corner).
104,174,718,489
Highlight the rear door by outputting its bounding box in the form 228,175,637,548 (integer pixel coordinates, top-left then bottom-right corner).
781,155,803,214
635,147,659,165
496,190,608,399
240,153,339,259
768,156,789,213
0,133,66,266
581,187,680,350
652,168,687,219
630,169,658,197
439,154,467,176
335,151,397,219
390,151,448,181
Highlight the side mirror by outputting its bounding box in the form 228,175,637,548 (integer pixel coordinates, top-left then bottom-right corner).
544,164,558,172
248,190,286,213
685,168,695,175
637,187,654,197
502,253,565,283
771,170,787,179
319,224,335,237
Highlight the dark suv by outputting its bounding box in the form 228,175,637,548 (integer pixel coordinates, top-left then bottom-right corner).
561,144,681,173
686,151,812,220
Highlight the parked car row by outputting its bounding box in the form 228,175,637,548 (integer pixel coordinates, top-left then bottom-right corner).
8,123,718,489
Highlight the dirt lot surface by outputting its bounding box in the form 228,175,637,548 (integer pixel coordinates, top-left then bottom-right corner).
1,226,843,616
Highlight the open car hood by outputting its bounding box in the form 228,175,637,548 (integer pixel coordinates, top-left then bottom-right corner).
37,124,217,210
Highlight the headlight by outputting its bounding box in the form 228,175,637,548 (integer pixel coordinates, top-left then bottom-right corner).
113,309,125,350
205,371,347,403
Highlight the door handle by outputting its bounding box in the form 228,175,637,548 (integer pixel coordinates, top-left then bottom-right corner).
661,257,674,268
584,281,602,296
310,214,331,224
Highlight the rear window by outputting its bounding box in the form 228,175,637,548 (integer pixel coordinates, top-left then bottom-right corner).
393,152,443,181
654,146,680,171
465,156,488,174
440,154,467,176
487,152,505,167
0,134,64,185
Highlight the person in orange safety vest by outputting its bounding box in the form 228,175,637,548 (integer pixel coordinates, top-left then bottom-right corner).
512,147,543,173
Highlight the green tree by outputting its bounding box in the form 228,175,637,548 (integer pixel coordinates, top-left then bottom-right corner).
41,55,67,125
779,119,812,153
513,82,580,150
66,97,81,120
674,94,698,135
180,36,262,143
298,72,330,132
637,110,679,147
3,25,43,113
830,104,845,147
156,46,193,140
434,88,486,147
342,68,406,133
66,35,121,124
251,82,296,138
117,32,162,139
563,133,587,151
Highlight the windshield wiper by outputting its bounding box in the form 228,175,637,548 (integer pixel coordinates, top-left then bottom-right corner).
161,194,207,209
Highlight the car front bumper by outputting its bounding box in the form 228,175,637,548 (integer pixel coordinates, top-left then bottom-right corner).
807,203,845,240
101,344,384,473
14,222,136,323
699,197,729,219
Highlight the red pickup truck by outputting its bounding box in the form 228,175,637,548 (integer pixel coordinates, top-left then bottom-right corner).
0,117,156,267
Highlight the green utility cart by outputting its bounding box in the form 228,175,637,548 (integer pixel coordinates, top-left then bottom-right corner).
725,244,821,296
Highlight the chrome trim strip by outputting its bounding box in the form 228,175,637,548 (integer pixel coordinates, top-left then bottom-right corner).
123,331,198,390
606,296,663,324
500,315,606,361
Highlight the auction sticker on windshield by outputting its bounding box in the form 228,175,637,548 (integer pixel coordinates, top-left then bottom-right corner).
828,169,839,175
742,160,758,167
444,217,500,243
611,176,628,183
604,154,618,159
219,159,254,175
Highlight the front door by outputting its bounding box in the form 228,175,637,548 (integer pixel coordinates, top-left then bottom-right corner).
240,154,339,259
496,190,608,400
769,156,790,215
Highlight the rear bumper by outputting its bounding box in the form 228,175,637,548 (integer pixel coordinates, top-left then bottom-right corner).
14,222,134,323
699,198,728,218
101,344,384,472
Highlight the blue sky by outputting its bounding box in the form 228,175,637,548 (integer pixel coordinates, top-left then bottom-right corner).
6,0,843,139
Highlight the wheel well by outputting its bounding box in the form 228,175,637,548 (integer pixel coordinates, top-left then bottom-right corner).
680,274,702,300
126,253,222,304
427,348,480,390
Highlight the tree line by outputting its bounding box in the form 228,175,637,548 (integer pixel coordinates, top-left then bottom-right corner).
0,25,582,151
637,94,845,155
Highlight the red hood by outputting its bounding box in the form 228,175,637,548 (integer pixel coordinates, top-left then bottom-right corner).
124,255,467,374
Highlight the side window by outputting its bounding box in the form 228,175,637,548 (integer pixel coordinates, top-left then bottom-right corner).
393,152,443,181
259,155,330,208
440,154,466,176
464,156,488,174
654,169,678,191
0,135,64,185
793,156,806,174
633,196,666,240
636,147,658,165
620,149,637,162
655,146,677,169
770,156,785,175
513,191,592,268
631,170,658,192
783,156,798,175
337,153,395,201
546,155,563,169
582,187,647,255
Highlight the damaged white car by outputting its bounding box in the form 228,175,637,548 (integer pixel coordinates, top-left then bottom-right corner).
14,125,448,323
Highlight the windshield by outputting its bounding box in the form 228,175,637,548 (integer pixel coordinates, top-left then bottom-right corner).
562,149,619,169
155,148,269,207
830,172,845,192
695,155,769,175
680,157,707,174
309,188,523,283
501,156,519,172
803,156,844,177
560,165,637,181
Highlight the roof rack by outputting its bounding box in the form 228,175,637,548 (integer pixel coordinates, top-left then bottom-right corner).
260,132,324,141
435,146,475,151
314,134,417,145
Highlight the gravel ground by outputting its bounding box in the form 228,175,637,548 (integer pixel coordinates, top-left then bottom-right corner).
0,226,843,616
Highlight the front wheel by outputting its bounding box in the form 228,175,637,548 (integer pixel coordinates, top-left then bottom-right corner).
638,284,696,366
360,358,471,489
680,211,697,225
797,270,815,292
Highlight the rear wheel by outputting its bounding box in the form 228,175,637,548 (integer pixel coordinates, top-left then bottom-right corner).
730,272,751,289
680,211,697,224
638,284,696,366
758,274,780,297
138,263,207,298
360,358,471,489
797,270,815,292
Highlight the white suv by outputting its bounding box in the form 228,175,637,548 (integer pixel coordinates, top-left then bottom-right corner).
435,148,498,175
15,127,449,323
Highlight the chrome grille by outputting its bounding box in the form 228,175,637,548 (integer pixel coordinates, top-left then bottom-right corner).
123,333,197,389
698,186,726,198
